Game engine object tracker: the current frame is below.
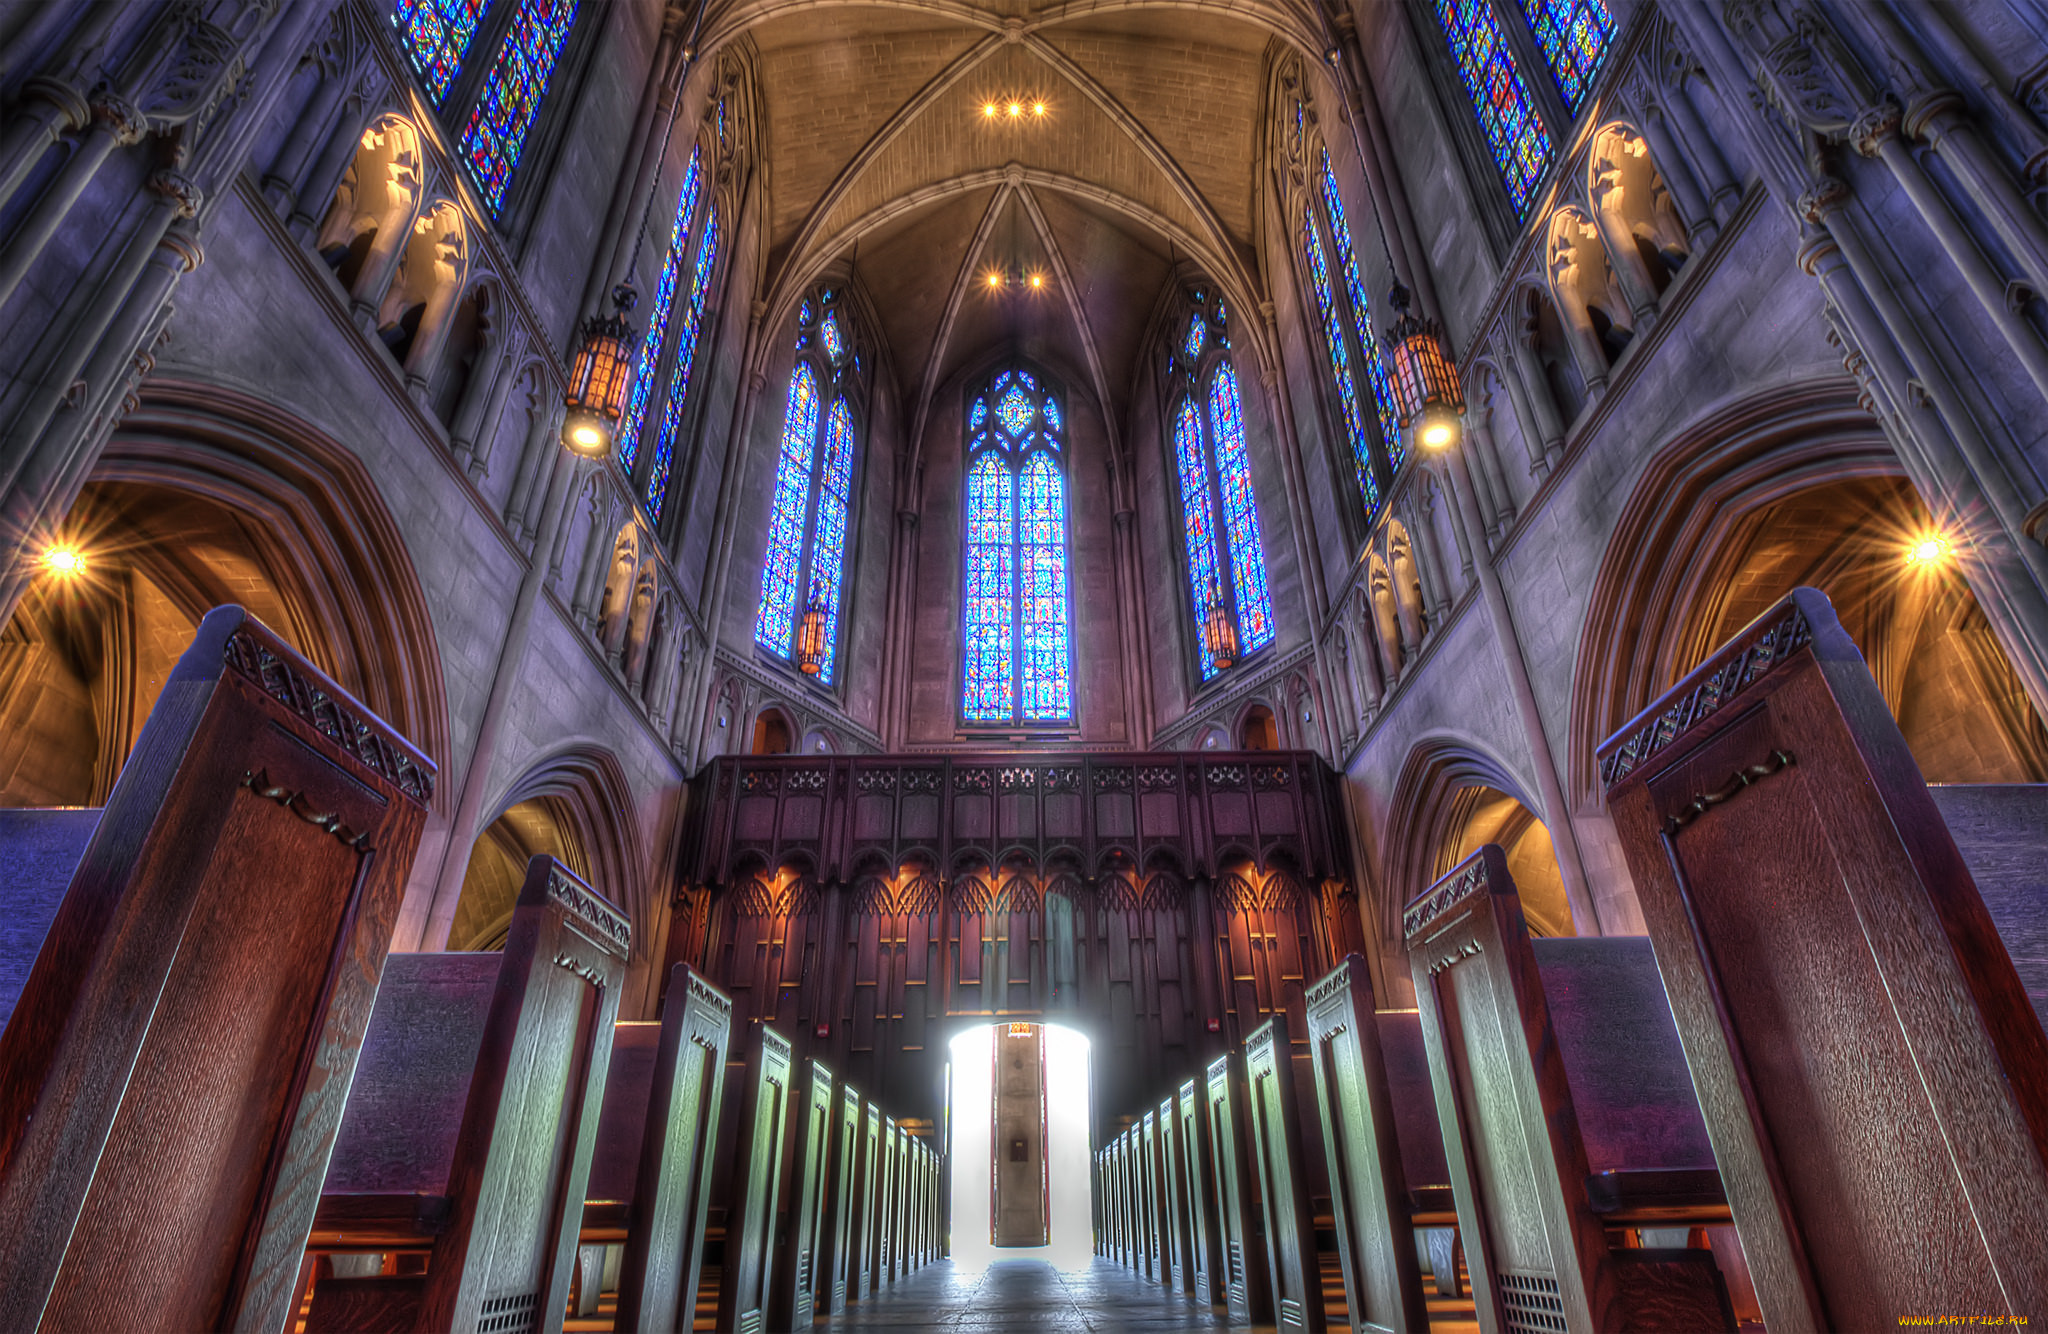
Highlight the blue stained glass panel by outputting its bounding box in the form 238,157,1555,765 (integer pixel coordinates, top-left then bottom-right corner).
997,384,1034,437
1184,313,1206,360
1208,364,1274,654
458,0,580,213
646,207,719,519
1432,0,1552,217
1318,150,1404,473
820,312,846,364
1018,451,1072,720
755,362,821,655
1521,0,1613,111
969,398,988,431
619,145,702,472
394,0,491,104
1043,395,1060,437
804,396,855,685
1302,207,1380,517
1175,398,1224,680
963,447,1015,721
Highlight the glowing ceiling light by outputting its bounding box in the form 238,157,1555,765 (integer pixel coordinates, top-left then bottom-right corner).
40,546,85,576
1033,101,1046,116
1007,102,1022,118
1028,272,1044,290
983,102,998,118
986,270,1004,289
1907,533,1953,566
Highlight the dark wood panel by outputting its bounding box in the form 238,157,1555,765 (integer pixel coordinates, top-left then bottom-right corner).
718,1025,794,1334
1245,1015,1324,1334
0,607,433,1334
1205,1051,1272,1325
1601,587,2048,1328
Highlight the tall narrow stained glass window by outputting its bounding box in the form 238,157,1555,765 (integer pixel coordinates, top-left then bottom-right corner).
1301,206,1379,518
1431,0,1552,217
1318,150,1403,473
619,145,703,474
645,206,719,519
1520,0,1614,112
962,370,1073,724
394,0,492,103
1171,297,1275,682
755,292,866,686
458,0,581,213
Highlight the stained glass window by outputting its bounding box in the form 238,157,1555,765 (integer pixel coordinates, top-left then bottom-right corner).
645,205,718,519
619,145,702,473
1432,0,1552,217
394,0,492,104
804,397,855,685
458,0,580,213
1319,150,1404,474
1302,206,1379,517
1184,313,1206,361
755,292,866,684
1209,364,1274,657
1174,398,1225,679
756,362,821,656
963,371,1072,723
1521,0,1613,112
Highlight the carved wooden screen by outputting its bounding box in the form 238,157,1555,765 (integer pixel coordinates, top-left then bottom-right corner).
723,874,820,1029
1045,875,1085,1009
994,873,1044,1014
1215,870,1317,1044
845,874,938,1093
949,873,991,1013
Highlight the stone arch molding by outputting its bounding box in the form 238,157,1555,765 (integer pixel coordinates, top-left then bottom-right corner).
1381,733,1543,940
1567,379,1896,807
476,742,649,954
94,380,451,786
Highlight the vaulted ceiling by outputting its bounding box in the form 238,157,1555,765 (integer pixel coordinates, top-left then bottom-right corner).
703,0,1311,449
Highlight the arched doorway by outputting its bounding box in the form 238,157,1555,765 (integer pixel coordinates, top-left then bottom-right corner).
947,1021,1092,1269
752,707,793,754
1435,786,1571,937
447,796,591,950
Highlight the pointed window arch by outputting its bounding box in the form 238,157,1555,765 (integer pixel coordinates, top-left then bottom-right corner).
755,292,865,686
618,144,703,475
1430,0,1552,216
1518,0,1614,113
645,204,719,519
394,0,494,104
457,0,581,213
963,369,1073,724
1170,294,1275,681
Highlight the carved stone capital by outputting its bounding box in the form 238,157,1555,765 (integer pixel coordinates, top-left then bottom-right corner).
21,76,90,129
1849,99,1903,157
1795,175,1850,223
150,170,204,220
89,88,148,145
1901,88,1966,143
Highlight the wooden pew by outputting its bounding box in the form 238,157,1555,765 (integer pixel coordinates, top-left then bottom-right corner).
1157,1094,1193,1293
0,808,98,1033
1403,845,1736,1334
1302,957,1431,1334
1374,1011,1462,1299
1244,1015,1326,1334
1174,1077,1226,1304
816,1081,862,1312
715,1025,794,1333
1926,783,2048,1035
1600,587,2048,1326
1134,1109,1159,1281
583,964,732,1333
766,1056,832,1332
1203,1051,1274,1324
306,854,627,1333
0,606,434,1333
850,1100,881,1299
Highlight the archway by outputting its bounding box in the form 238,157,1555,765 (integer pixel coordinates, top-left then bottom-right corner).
1239,703,1278,750
1434,786,1571,937
947,1021,1093,1270
2,384,447,807
446,796,591,950
1573,387,2048,800
751,707,792,754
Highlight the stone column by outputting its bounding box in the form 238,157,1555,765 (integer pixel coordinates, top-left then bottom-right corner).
263,57,350,214
1465,403,1516,534
348,168,421,327
1588,181,1663,328
0,78,90,215
0,91,146,311
1908,93,2048,296
1635,103,1715,248
1507,323,1564,469
1854,103,2048,405
402,232,469,398
1659,71,1742,221
289,92,371,242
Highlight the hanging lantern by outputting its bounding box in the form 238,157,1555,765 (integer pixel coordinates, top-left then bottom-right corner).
1383,282,1465,450
563,284,638,456
795,589,829,676
1202,578,1238,671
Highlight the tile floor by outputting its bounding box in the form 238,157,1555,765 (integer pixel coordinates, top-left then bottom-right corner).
822,1258,1241,1332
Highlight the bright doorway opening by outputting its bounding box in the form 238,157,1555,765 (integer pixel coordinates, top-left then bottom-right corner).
946,1021,1092,1268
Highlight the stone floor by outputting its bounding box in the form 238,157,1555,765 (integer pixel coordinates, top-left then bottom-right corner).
821,1258,1241,1332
